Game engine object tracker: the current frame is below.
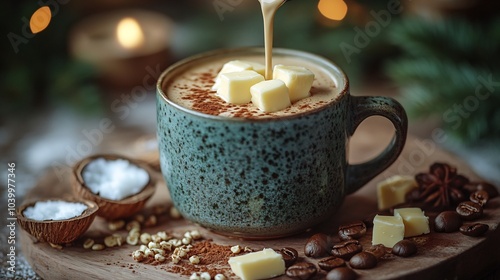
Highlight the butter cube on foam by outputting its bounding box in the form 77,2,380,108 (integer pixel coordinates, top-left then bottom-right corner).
377,175,417,210
228,248,285,280
273,65,314,102
217,70,264,104
251,80,291,113
212,60,265,90
394,207,430,237
372,215,405,248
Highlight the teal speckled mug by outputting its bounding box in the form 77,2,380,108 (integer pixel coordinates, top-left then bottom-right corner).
156,48,407,239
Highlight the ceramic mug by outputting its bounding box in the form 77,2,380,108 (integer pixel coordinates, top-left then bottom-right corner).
156,48,407,239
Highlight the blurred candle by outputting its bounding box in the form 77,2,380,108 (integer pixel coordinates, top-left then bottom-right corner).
116,17,145,49
69,9,173,89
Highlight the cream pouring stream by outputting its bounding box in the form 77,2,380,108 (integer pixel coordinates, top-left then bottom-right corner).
258,0,287,80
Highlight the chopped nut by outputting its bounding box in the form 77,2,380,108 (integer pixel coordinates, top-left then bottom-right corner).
177,247,190,258
116,238,123,247
182,237,192,245
83,238,95,249
171,254,181,264
200,272,211,280
170,206,182,219
230,245,241,254
144,248,154,257
104,236,118,247
214,274,226,280
49,243,63,250
157,231,169,241
155,253,166,262
190,230,202,240
139,244,148,252
126,220,141,231
91,244,105,251
151,234,162,243
108,220,125,231
148,241,159,249
127,234,139,246
144,215,157,227
244,246,253,253
184,231,192,239
189,255,200,264
152,248,165,256
140,233,152,244
159,241,173,251
182,245,191,253
133,250,146,262
190,273,201,280
169,238,182,247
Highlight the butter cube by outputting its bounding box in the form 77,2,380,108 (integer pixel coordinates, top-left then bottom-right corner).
273,65,314,102
251,80,291,113
394,208,430,237
376,175,417,210
245,61,266,76
372,215,405,248
212,60,265,90
228,248,285,280
217,70,265,104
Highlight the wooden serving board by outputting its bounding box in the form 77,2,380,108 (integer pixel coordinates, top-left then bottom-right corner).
20,119,500,280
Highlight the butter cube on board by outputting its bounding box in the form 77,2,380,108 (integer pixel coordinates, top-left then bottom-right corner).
217,70,265,104
376,175,417,210
212,60,265,90
228,248,285,280
273,65,314,102
251,80,291,113
372,215,405,248
394,207,430,237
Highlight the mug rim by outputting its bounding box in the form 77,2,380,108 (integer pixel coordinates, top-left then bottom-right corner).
157,47,350,122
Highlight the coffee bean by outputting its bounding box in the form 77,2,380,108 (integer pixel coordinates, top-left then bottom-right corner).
364,244,387,260
304,233,332,258
477,182,498,198
391,240,417,257
434,211,462,233
349,252,377,269
331,240,362,260
318,256,345,271
326,267,358,280
456,201,483,220
338,221,366,240
470,190,489,207
278,247,298,267
459,223,489,237
286,262,317,280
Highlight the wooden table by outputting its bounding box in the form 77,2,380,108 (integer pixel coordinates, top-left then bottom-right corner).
19,115,500,279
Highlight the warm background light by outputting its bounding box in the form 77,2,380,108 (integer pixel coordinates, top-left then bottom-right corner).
30,6,52,34
116,17,145,49
318,0,348,21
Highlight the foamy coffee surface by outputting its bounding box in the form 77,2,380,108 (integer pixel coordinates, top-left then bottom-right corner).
164,53,342,119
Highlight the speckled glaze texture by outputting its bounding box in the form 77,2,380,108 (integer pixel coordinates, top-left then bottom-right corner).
156,48,407,239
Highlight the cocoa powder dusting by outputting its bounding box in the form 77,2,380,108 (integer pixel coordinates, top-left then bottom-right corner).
164,240,238,278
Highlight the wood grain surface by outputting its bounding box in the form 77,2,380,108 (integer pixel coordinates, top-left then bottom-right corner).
19,118,500,279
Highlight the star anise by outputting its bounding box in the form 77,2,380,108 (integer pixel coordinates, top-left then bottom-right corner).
414,162,470,209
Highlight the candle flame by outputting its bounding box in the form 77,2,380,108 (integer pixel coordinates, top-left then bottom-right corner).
30,6,52,34
116,17,145,49
318,0,348,21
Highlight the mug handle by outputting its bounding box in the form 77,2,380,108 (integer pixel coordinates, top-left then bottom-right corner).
345,96,408,194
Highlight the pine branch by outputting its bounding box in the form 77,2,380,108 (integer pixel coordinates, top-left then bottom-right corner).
385,17,500,144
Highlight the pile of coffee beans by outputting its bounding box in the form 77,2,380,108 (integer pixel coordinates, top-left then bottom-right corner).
434,185,494,237
296,218,419,280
